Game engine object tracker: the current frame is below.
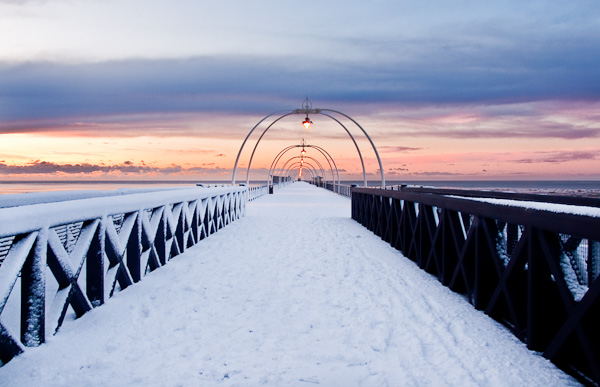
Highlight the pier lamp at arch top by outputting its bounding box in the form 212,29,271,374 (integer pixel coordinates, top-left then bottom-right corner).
301,97,313,129
232,97,385,188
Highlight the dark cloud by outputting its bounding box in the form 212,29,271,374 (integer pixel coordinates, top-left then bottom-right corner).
410,171,463,176
402,122,600,140
0,160,226,175
379,146,423,153
1,33,599,132
513,151,599,164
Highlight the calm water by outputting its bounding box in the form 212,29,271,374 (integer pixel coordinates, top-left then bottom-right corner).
1,180,600,196
0,180,234,195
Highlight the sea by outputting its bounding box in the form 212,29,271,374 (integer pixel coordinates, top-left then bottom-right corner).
1,180,600,197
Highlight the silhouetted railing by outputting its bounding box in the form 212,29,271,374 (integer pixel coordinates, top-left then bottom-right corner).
0,186,246,365
352,187,600,385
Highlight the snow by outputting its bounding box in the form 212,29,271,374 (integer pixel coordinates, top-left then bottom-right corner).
0,183,579,386
451,196,600,217
0,186,244,237
0,187,196,209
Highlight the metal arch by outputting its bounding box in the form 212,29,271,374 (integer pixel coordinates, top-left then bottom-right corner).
232,110,290,186
279,156,326,180
232,104,384,188
286,162,316,177
268,144,339,187
309,145,340,185
285,161,318,177
285,162,318,180
320,112,367,187
267,145,298,183
283,162,316,181
243,112,296,187
239,110,367,187
300,167,315,180
281,156,326,183
279,156,326,183
320,109,385,187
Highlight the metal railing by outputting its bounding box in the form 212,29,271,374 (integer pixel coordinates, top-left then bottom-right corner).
247,185,268,201
0,186,246,365
352,187,600,385
322,182,353,198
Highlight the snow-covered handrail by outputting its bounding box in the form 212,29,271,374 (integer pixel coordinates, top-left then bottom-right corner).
351,187,600,385
0,186,246,365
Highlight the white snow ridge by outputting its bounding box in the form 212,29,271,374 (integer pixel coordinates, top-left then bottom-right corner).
0,183,579,386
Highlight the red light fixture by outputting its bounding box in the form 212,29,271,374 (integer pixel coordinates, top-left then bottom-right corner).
302,115,312,130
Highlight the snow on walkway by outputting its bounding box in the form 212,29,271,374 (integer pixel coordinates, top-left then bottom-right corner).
0,183,578,386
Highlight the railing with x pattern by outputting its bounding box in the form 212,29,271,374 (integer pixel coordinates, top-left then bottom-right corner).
352,187,600,386
0,186,246,365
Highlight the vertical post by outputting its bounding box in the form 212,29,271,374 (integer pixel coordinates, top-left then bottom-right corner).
87,220,105,307
589,240,599,286
527,228,563,351
507,223,519,256
127,212,142,283
21,230,47,347
156,210,167,266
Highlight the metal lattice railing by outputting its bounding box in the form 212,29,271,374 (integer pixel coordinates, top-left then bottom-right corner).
0,186,246,365
351,187,600,385
324,182,352,198
248,185,268,201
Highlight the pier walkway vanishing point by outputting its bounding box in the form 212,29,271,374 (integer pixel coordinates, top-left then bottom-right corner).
0,183,578,386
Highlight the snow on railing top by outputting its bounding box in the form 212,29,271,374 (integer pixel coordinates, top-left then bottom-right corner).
0,186,245,238
451,196,600,218
351,187,600,385
0,185,247,365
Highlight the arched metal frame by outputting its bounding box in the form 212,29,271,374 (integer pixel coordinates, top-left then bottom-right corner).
232,105,384,188
284,161,321,182
320,112,367,186
285,162,318,180
268,144,340,187
279,156,326,183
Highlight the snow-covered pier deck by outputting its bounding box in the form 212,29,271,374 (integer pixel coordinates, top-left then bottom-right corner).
0,183,578,386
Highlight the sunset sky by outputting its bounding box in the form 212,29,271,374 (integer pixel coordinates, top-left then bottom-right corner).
1,0,599,182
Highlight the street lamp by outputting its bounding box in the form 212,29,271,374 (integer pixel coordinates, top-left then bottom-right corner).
301,96,312,129
302,115,312,129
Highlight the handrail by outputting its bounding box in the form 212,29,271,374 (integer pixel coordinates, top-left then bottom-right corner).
0,186,247,365
351,187,600,385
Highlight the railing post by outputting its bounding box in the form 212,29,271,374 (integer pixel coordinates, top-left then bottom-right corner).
590,240,600,286
527,228,569,351
21,230,46,347
127,212,143,283
86,221,105,307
